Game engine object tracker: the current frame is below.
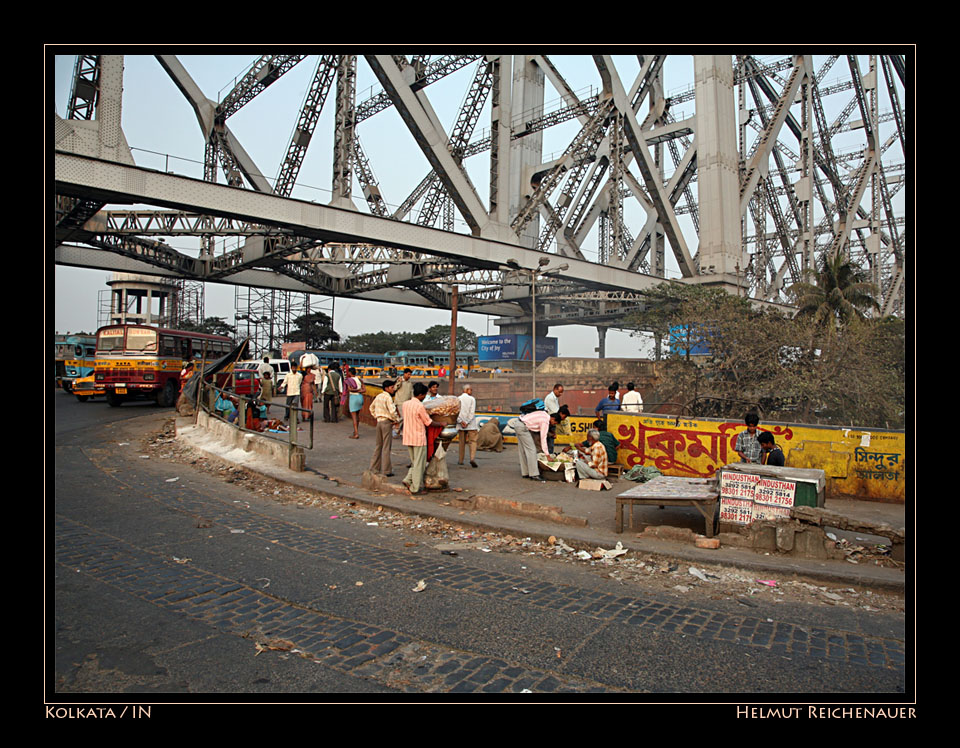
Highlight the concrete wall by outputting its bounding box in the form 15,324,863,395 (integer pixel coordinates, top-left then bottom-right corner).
607,412,905,503
188,409,305,471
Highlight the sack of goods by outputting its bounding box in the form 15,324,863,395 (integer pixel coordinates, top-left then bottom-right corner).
423,396,461,417
299,353,320,368
519,398,545,413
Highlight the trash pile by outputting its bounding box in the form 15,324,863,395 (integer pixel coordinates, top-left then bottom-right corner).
827,533,902,568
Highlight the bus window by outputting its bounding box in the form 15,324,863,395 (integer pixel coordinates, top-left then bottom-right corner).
126,327,158,352
160,336,177,356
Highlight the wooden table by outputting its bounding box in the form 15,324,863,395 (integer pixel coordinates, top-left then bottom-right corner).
616,476,720,536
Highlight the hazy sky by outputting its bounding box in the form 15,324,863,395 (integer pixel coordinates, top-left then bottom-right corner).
53,53,894,357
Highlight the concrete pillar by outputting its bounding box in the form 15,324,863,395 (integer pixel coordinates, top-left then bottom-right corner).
596,326,607,359
510,56,545,249
694,55,743,288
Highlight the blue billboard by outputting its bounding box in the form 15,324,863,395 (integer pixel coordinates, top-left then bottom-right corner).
668,324,713,356
479,334,558,362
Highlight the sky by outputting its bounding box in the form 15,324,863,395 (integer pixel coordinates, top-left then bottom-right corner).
52,53,901,358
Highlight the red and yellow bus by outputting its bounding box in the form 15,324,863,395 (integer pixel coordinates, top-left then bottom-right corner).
94,324,233,407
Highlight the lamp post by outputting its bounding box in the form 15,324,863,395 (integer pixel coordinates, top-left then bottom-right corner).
530,258,567,399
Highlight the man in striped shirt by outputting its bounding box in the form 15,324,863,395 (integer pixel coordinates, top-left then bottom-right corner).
574,429,609,481
401,383,446,495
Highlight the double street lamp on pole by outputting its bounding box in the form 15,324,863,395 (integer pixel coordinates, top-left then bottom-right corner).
529,258,568,400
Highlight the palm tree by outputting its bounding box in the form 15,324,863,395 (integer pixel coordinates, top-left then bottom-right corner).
788,253,880,330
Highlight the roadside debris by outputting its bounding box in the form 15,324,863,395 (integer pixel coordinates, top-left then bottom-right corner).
142,419,905,615
412,580,427,593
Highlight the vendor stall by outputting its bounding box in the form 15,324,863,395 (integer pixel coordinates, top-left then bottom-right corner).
616,476,719,536
716,463,826,529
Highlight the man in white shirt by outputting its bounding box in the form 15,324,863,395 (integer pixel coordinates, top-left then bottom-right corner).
457,384,479,467
544,383,563,416
621,382,644,413
284,364,303,423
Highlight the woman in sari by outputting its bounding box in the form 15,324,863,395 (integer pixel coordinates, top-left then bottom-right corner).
342,366,364,438
300,365,317,423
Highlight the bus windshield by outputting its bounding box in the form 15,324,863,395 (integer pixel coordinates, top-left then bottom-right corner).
125,328,158,352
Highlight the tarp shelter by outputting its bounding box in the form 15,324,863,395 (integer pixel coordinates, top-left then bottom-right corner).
180,338,252,405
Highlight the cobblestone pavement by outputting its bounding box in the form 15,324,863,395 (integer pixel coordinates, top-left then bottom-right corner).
54,453,905,694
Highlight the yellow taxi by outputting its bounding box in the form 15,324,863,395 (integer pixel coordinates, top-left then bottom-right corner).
72,374,103,402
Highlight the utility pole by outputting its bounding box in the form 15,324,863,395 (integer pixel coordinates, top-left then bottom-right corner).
449,286,458,395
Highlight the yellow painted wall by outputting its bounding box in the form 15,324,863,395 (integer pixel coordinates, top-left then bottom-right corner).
606,412,905,503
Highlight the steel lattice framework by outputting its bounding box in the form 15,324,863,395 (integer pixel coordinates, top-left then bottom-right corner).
53,52,909,339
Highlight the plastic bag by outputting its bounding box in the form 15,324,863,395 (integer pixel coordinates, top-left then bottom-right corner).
424,444,449,489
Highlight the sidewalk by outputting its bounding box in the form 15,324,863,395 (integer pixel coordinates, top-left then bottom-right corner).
176,406,907,594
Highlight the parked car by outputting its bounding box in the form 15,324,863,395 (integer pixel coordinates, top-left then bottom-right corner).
215,361,261,396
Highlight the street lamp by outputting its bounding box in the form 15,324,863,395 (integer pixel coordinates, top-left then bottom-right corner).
531,259,568,399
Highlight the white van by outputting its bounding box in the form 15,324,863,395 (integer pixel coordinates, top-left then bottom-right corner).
268,358,292,390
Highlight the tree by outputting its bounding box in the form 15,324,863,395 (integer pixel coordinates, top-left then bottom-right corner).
418,325,478,352
339,331,422,353
788,253,881,332
179,316,236,339
285,312,340,350
339,326,478,353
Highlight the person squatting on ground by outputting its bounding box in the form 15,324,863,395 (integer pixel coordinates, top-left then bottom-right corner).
574,429,609,481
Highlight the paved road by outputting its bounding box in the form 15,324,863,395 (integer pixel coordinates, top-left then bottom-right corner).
51,393,908,698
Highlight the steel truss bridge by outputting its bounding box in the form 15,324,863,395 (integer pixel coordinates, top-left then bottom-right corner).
53,52,908,348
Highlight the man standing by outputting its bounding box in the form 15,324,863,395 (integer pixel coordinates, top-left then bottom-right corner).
257,356,274,387
425,380,440,402
509,409,556,481
595,387,621,420
284,363,302,423
544,383,563,416
369,380,401,476
320,365,342,423
457,384,479,468
401,383,445,495
574,430,609,481
758,431,785,466
394,368,414,407
621,382,643,413
734,413,763,464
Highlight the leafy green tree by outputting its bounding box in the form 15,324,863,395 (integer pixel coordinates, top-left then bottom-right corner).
340,331,422,353
179,316,236,339
788,253,880,331
418,325,478,352
285,312,340,350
